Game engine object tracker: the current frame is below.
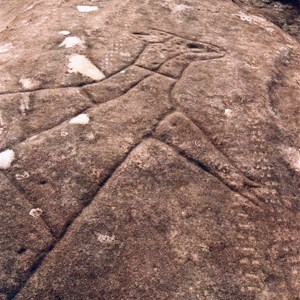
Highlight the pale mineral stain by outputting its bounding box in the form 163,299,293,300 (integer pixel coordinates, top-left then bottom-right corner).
0,110,4,135
0,149,15,170
172,4,191,13
224,108,233,117
68,54,105,81
282,146,300,172
59,36,84,48
120,52,131,57
61,131,69,136
76,5,98,12
28,134,39,141
59,31,71,36
297,159,300,171
235,11,272,29
86,132,95,140
69,113,90,125
0,43,13,54
19,78,39,90
20,96,30,115
19,78,33,89
29,208,43,218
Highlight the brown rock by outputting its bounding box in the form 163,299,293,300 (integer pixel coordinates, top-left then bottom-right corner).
7,75,174,235
0,88,91,150
14,140,300,299
0,0,299,299
0,173,53,296
83,66,152,103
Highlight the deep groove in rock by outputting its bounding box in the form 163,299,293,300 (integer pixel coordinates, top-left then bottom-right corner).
1,171,56,237
0,43,147,97
154,136,264,209
7,139,145,300
84,72,153,104
0,105,92,152
0,74,152,152
1,32,226,152
149,27,226,50
0,43,151,151
6,95,175,297
177,109,260,185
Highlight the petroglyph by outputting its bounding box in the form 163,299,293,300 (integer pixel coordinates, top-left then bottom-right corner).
0,2,298,298
132,30,225,78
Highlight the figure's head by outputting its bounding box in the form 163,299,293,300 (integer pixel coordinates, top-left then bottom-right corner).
131,29,226,76
131,29,173,44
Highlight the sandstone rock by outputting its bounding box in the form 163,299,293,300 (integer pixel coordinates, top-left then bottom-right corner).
233,0,300,41
0,173,53,295
0,88,91,150
0,0,299,299
6,75,173,236
14,140,300,299
83,66,152,103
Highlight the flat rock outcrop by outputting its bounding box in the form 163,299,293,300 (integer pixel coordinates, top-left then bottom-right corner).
0,0,299,299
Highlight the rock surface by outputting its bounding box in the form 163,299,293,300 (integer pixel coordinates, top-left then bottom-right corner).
0,173,53,295
0,0,299,299
234,0,300,41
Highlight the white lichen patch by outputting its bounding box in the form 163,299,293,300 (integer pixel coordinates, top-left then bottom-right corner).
0,43,13,54
59,30,70,36
68,54,105,81
76,5,98,12
69,113,90,125
97,233,115,244
59,36,84,48
29,208,43,218
19,78,40,90
0,149,15,169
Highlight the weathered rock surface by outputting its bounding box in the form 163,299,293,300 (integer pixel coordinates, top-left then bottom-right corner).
0,173,53,295
0,88,92,150
0,0,299,299
234,0,300,41
6,75,173,236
